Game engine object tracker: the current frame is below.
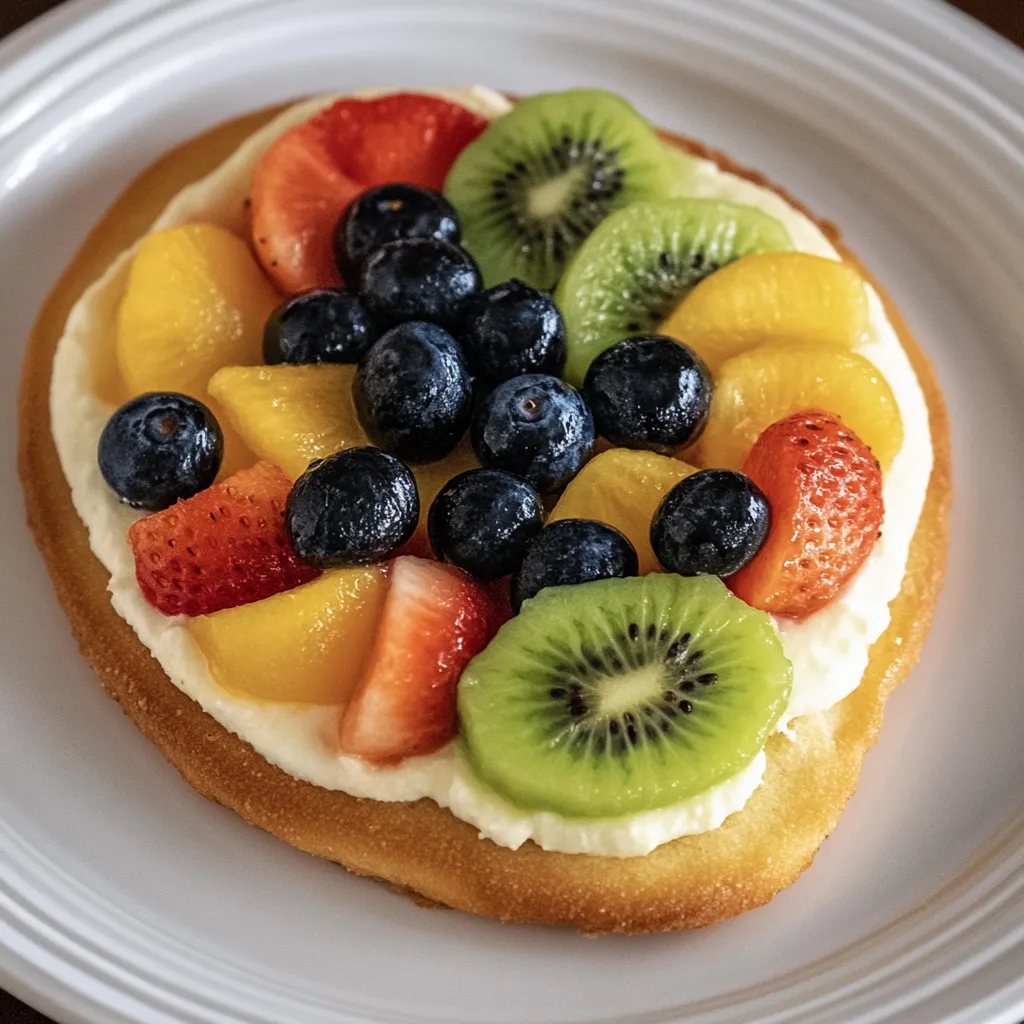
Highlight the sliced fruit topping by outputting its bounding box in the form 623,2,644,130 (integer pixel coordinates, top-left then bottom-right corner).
471,374,594,494
190,567,387,704
728,411,884,618
458,279,567,387
650,469,770,577
286,447,419,569
658,251,871,372
549,448,696,575
428,468,544,582
556,198,794,386
99,392,223,511
355,321,473,463
583,335,711,453
128,461,318,617
459,573,792,818
696,344,903,472
445,89,678,289
263,289,380,365
339,556,498,763
511,519,639,611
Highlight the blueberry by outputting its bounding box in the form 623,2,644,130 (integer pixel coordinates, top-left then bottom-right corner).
459,279,566,387
428,469,544,582
471,374,594,494
285,447,419,568
334,184,460,283
354,321,473,464
98,392,222,511
263,289,379,365
650,469,770,577
583,335,711,452
359,237,482,330
511,519,639,611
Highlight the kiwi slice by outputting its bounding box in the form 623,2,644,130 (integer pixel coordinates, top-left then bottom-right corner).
556,198,794,386
458,574,791,819
444,89,678,290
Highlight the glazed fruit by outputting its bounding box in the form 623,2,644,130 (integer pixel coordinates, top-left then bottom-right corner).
549,448,696,575
285,447,419,568
445,89,678,289
459,573,792,817
333,183,460,282
583,335,712,452
339,556,498,763
128,461,319,616
658,252,871,372
728,411,884,618
471,373,594,494
511,518,638,611
190,567,387,704
251,93,486,292
359,237,482,330
99,392,223,511
427,468,544,582
263,289,379,365
556,198,793,386
696,344,903,472
650,469,770,577
354,321,473,463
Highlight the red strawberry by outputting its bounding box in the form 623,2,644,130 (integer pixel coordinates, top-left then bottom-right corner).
339,556,498,764
250,94,487,293
728,410,884,619
128,461,319,617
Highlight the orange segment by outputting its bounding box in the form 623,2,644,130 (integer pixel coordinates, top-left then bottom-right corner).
659,252,870,372
549,448,697,575
190,567,387,705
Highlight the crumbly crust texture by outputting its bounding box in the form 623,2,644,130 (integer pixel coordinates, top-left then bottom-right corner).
19,116,950,934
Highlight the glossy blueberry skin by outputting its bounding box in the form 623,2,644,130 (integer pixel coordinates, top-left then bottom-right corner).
459,279,566,387
470,374,594,494
333,184,460,283
263,289,380,365
359,237,482,330
650,469,770,577
354,321,473,464
285,447,419,568
511,519,639,611
98,392,223,511
583,335,712,452
427,468,544,582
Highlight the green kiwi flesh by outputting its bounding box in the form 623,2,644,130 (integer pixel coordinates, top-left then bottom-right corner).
458,574,791,819
557,198,794,386
443,89,679,290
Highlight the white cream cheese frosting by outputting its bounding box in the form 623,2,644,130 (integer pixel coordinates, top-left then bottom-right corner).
50,86,932,856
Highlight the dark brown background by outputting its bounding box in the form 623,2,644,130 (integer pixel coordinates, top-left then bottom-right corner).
1,1,1020,1021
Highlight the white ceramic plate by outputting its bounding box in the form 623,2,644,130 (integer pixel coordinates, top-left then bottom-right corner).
2,0,1023,1021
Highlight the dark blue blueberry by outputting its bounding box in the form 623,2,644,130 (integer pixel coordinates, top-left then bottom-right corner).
650,469,769,577
470,374,594,494
583,335,711,453
354,321,473,464
359,237,482,330
98,392,222,511
263,289,379,365
334,184,460,283
427,468,544,582
458,279,566,387
511,519,639,611
285,447,419,568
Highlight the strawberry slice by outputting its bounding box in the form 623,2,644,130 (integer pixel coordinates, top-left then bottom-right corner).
339,556,498,764
129,461,319,617
251,94,487,293
727,410,884,619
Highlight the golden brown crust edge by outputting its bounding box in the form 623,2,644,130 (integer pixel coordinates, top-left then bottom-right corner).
18,124,951,935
